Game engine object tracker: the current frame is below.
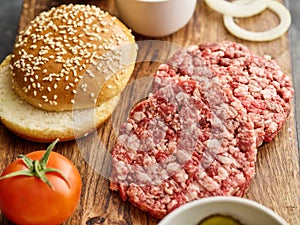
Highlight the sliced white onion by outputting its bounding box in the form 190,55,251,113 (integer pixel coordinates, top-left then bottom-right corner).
223,1,292,42
204,0,270,18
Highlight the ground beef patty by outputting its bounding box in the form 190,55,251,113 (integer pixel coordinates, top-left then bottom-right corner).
167,41,294,146
110,64,257,219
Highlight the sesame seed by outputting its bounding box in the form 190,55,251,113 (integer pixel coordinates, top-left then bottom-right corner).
81,83,88,92
22,87,28,93
11,3,135,109
50,100,58,106
100,21,107,26
86,69,95,78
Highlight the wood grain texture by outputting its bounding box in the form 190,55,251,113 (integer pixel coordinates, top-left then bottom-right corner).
0,0,299,224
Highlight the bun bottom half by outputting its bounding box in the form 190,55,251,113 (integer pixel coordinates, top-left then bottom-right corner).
0,56,120,142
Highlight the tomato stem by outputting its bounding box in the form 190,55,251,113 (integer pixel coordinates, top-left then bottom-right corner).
0,138,71,190
40,138,58,167
18,154,34,170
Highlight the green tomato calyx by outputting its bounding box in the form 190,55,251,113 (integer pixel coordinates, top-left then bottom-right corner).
0,138,70,190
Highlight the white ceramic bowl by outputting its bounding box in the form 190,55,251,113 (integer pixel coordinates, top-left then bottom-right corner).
115,0,197,37
158,196,288,225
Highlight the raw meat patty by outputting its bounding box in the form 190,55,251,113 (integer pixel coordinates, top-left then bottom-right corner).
110,63,257,219
167,41,294,146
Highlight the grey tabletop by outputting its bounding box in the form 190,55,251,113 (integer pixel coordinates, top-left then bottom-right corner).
0,0,22,63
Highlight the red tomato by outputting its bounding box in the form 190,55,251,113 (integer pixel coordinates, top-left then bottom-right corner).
0,141,82,225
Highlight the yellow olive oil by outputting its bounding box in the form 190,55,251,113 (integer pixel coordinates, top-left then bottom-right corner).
198,214,243,225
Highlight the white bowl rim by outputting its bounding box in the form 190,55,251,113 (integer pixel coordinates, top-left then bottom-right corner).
158,196,288,225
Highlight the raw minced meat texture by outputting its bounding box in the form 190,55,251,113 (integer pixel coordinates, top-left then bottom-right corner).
110,63,257,218
167,41,294,146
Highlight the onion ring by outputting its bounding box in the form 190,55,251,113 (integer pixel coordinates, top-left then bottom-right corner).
204,0,270,18
223,1,292,42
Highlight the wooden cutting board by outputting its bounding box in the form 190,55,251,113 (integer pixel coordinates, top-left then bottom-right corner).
0,0,299,224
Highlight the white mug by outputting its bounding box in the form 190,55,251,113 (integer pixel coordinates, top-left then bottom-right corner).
115,0,197,37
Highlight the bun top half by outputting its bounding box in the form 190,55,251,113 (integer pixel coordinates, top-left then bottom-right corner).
10,4,137,111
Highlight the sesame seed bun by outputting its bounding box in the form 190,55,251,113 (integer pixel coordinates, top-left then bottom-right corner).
0,55,120,142
11,4,137,112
